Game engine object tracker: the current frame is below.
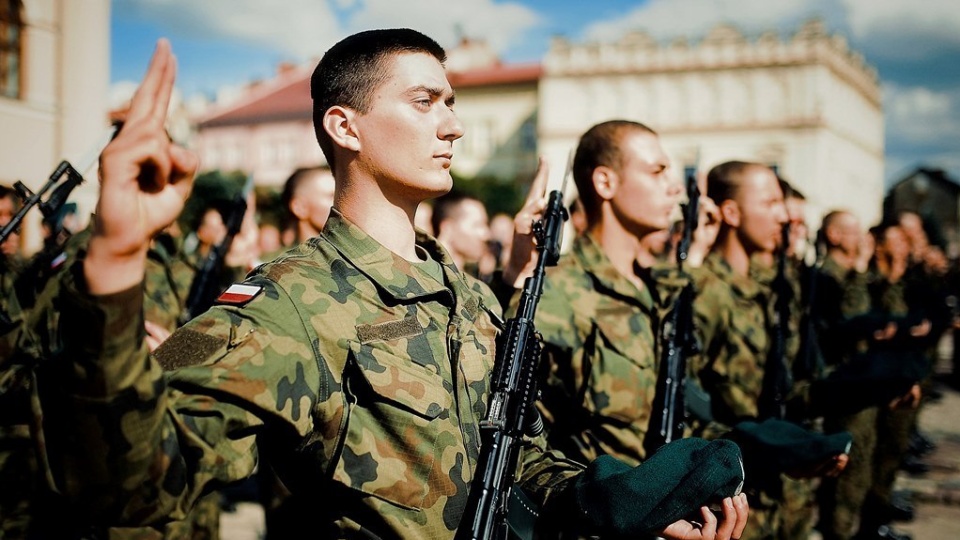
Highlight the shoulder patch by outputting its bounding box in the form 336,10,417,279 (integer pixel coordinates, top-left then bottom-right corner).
154,328,227,370
216,284,263,306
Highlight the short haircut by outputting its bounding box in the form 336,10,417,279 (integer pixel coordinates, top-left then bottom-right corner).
818,209,852,247
778,176,805,201
281,166,332,211
431,190,477,234
572,120,656,224
310,29,447,170
706,160,761,205
0,184,17,205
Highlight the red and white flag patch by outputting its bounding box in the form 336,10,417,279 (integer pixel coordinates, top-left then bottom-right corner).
216,284,263,306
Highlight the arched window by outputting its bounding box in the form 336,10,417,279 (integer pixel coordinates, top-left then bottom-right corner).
0,0,24,99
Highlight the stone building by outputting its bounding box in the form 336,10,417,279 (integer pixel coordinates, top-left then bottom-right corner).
538,19,884,228
0,0,111,253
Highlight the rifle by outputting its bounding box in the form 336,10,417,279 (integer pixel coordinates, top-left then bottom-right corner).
646,165,701,453
758,222,793,420
457,164,570,540
0,127,116,245
180,175,254,323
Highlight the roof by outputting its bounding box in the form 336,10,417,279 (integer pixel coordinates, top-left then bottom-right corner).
195,62,542,128
448,63,542,89
892,167,960,193
198,68,313,128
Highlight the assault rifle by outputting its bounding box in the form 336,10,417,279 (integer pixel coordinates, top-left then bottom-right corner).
180,175,254,323
457,167,569,540
646,165,701,453
758,222,793,420
0,127,116,245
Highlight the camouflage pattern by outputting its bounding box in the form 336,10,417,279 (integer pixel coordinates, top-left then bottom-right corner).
0,226,219,540
529,232,686,467
862,268,915,522
46,210,583,539
688,253,805,540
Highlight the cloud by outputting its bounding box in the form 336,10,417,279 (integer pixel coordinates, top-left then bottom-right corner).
115,0,541,60
885,84,960,145
114,0,343,59
342,0,541,53
842,0,960,60
580,0,841,43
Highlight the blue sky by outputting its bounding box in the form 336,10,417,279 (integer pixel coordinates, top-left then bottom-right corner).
111,0,960,186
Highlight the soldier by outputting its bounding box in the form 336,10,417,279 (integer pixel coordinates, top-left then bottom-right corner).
38,31,749,539
689,161,851,540
432,191,492,279
526,120,686,466
809,212,925,540
279,165,336,248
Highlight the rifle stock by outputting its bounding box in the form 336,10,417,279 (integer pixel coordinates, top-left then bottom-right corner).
758,222,793,420
647,166,701,452
457,188,568,540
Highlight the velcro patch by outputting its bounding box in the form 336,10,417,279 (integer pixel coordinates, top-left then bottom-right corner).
356,317,423,343
216,284,263,306
154,328,226,370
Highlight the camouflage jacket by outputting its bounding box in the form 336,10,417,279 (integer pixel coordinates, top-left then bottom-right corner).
531,233,686,467
48,210,582,539
811,255,876,370
690,253,789,432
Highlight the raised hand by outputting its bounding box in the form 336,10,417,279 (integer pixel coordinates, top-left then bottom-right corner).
85,39,198,295
502,156,550,287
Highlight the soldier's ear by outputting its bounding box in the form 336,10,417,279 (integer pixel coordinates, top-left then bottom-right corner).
718,199,741,227
323,106,360,153
592,166,618,202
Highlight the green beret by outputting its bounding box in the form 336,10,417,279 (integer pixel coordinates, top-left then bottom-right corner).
573,438,744,536
811,349,926,416
729,418,851,475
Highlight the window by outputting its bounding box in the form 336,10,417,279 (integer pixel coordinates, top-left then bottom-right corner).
0,0,23,99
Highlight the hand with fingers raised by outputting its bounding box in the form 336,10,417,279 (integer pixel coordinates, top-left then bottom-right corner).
85,39,198,296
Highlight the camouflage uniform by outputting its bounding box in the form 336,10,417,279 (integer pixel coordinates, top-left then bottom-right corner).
811,255,881,540
860,268,916,530
46,210,583,539
689,253,804,540
531,232,686,467
0,227,219,540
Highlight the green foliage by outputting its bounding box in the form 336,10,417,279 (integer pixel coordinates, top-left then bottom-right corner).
450,172,527,217
179,170,248,232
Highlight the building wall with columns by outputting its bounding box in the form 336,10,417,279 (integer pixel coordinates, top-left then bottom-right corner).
537,19,884,230
0,0,111,253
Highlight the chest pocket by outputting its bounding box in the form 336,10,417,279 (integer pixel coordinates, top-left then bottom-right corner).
583,319,657,425
334,340,452,510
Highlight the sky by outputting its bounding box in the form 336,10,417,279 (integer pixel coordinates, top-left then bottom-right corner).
111,0,960,187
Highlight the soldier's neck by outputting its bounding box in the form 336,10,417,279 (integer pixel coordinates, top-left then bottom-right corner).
590,221,645,290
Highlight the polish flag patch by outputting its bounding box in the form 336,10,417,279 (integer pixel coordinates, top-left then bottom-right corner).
216,284,263,306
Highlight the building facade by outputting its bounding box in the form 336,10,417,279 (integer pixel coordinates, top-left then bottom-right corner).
0,0,111,253
538,19,884,228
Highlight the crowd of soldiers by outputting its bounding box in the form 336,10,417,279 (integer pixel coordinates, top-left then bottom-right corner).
1,27,958,540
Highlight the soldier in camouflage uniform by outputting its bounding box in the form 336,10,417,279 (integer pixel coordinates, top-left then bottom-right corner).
36,31,749,540
855,224,926,540
530,120,687,466
690,161,849,540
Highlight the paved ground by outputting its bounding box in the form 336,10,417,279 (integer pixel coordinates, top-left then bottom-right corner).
889,338,960,540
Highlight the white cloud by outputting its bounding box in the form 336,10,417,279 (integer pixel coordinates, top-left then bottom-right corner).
115,0,541,60
581,0,839,43
884,84,960,144
343,0,541,54
841,0,960,60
